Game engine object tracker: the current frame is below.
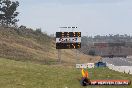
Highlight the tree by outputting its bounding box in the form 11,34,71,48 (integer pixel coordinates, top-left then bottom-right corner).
36,28,42,34
0,0,19,26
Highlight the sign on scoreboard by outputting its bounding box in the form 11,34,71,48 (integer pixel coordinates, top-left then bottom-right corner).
56,32,81,49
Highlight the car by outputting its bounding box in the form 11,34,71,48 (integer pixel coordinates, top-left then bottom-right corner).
95,62,106,67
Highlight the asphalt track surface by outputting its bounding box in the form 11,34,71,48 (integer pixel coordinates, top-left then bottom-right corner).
102,57,132,66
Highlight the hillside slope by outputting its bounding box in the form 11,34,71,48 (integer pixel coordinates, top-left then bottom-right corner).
0,26,100,65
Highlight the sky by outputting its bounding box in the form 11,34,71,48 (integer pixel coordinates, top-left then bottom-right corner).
17,0,132,36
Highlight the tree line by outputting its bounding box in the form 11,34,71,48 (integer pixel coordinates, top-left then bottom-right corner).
83,34,132,43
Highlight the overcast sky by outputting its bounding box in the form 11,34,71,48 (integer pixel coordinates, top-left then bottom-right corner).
17,0,132,36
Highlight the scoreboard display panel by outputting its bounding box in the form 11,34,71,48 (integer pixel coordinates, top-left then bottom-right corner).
56,32,81,38
56,43,81,49
56,32,81,49
56,37,81,43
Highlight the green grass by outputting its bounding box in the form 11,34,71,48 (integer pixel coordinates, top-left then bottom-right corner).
0,58,132,88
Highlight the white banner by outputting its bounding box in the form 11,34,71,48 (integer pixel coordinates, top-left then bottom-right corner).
56,37,81,43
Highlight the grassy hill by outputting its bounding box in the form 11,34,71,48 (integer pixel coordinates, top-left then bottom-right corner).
0,58,132,88
0,26,100,65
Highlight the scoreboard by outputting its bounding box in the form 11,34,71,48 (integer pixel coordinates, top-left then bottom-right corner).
56,32,81,49
56,32,81,37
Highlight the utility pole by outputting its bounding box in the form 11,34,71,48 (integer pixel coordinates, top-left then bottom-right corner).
58,49,61,64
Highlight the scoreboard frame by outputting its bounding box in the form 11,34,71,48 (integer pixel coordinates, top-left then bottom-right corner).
56,32,81,49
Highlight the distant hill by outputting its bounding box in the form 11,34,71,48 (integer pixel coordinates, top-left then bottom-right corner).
0,26,100,65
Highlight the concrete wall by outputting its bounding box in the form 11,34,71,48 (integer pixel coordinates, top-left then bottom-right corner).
106,63,132,74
